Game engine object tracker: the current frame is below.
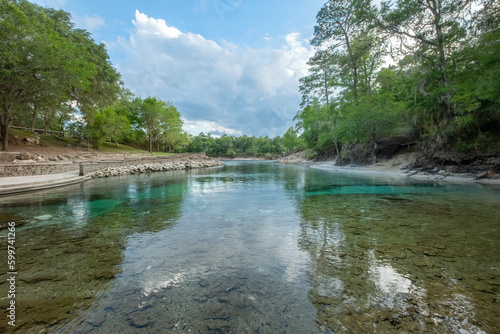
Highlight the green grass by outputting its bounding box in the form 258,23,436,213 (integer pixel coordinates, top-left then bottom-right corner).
151,152,174,156
98,142,151,154
10,129,177,155
40,134,79,147
10,128,37,138
98,143,174,155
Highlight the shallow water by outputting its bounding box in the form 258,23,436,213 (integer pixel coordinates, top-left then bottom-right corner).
1,161,499,333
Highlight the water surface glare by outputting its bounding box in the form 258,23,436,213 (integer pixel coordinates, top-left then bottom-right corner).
1,161,500,333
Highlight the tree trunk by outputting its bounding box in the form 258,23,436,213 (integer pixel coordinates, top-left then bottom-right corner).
429,0,452,126
343,33,358,104
31,111,37,132
1,107,12,151
148,133,153,152
115,141,119,148
371,136,378,164
324,69,329,107
436,25,452,126
333,138,340,157
1,122,9,151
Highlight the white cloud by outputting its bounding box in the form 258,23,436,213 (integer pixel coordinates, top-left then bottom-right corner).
132,10,181,39
184,119,243,137
116,11,313,137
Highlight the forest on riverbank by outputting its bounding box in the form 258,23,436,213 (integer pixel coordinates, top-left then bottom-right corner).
2,0,499,168
0,0,191,153
293,0,500,167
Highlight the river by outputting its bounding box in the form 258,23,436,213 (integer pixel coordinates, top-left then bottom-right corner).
1,161,499,333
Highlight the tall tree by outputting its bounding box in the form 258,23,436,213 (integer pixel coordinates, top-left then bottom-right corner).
72,30,122,121
282,127,303,153
377,0,469,126
134,97,183,152
0,0,118,151
88,106,130,149
312,0,373,104
299,50,337,108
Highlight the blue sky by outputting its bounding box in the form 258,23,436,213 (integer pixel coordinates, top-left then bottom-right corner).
33,0,326,137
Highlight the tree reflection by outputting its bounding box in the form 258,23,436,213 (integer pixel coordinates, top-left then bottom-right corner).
0,173,188,332
293,171,500,333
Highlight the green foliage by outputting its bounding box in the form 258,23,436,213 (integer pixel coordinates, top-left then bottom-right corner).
130,97,188,153
304,149,318,160
299,50,338,108
88,106,130,149
336,94,408,145
0,0,122,151
282,127,303,152
186,133,285,158
293,0,500,162
98,142,149,154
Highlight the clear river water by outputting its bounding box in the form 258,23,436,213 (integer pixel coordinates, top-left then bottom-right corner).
1,161,499,333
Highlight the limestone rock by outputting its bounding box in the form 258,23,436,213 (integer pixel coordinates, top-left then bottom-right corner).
128,311,151,328
17,152,32,160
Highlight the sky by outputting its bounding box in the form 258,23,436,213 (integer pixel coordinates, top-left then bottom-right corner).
31,0,326,137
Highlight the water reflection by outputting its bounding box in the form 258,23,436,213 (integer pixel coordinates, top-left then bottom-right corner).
62,162,326,333
294,167,500,333
0,173,188,332
0,162,499,333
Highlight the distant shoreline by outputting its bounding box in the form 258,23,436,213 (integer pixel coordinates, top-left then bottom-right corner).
276,152,500,186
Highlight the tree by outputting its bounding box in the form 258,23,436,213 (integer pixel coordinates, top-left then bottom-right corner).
335,93,407,162
0,1,85,150
299,50,338,108
0,0,120,151
88,106,129,149
294,99,325,149
159,106,185,152
282,127,303,153
377,0,470,126
312,0,373,104
450,4,500,150
72,30,122,122
133,97,184,152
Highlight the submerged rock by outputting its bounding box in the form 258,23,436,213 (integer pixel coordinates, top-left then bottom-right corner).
87,313,107,327
206,319,230,332
128,311,151,328
204,305,230,320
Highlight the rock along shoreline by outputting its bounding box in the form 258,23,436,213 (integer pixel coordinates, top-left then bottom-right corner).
275,151,500,186
84,156,223,178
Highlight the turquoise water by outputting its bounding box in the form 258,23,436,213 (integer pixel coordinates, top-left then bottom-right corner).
1,161,500,333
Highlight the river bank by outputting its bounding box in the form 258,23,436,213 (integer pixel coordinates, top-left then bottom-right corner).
276,152,500,186
0,153,223,194
84,155,223,178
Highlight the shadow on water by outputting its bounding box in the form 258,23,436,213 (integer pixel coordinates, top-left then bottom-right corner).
0,172,188,333
292,167,500,333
